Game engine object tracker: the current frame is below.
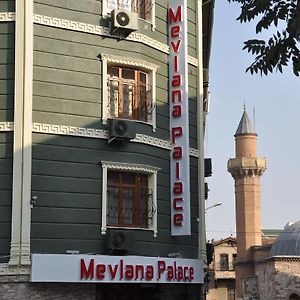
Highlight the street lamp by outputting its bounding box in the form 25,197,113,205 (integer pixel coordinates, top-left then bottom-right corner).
205,202,222,212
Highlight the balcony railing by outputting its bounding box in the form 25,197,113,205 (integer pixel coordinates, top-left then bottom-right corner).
107,79,153,122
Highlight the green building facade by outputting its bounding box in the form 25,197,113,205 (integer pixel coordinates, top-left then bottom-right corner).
0,0,214,299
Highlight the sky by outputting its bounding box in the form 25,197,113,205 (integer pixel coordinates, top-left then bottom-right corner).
205,1,300,240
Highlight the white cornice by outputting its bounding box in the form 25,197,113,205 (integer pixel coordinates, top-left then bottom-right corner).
33,14,198,67
32,122,199,157
0,122,14,131
0,263,30,275
101,161,161,173
0,12,15,22
100,53,159,71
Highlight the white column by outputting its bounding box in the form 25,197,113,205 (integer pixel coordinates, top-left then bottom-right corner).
10,0,33,266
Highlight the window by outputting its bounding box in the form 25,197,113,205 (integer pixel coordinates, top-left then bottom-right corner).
107,171,150,227
232,253,237,270
227,288,235,300
220,254,229,271
107,0,152,21
107,66,151,122
100,54,159,131
101,161,160,236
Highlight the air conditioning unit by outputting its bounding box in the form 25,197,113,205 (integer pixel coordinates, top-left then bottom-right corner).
105,230,134,255
108,119,136,143
111,9,138,33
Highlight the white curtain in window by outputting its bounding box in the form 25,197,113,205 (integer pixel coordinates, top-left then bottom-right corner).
107,0,131,12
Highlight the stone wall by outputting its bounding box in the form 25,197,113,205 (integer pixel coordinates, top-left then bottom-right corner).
255,257,300,300
0,275,96,300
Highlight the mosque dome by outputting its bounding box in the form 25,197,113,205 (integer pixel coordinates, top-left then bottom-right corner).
271,221,300,256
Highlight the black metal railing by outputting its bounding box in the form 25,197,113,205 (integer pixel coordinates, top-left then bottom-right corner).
107,188,156,227
107,79,153,122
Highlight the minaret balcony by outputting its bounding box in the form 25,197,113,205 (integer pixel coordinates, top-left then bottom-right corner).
227,157,266,179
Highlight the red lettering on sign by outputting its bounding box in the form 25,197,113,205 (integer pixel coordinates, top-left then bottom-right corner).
174,214,183,226
145,265,154,280
172,127,182,143
80,259,94,279
173,182,183,194
172,104,182,118
172,90,182,103
172,74,182,87
169,6,182,23
158,260,166,279
173,146,182,159
108,264,118,279
96,264,106,279
171,40,181,53
173,198,183,210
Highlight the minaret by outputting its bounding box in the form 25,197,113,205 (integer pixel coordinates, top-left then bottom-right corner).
227,109,266,299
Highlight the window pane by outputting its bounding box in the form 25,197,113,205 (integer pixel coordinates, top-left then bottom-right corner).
108,79,119,118
139,188,148,226
122,172,135,185
220,254,229,271
107,0,131,11
122,83,134,118
122,68,135,80
107,187,119,225
140,84,147,121
108,66,119,78
140,72,146,84
123,189,133,224
108,171,119,184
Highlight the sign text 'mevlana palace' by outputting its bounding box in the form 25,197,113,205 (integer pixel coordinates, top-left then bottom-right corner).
80,259,195,282
169,0,191,236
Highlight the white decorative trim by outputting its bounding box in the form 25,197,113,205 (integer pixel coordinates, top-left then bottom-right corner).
33,14,198,67
32,123,108,138
0,263,30,275
101,161,160,173
0,12,15,22
101,161,159,237
100,54,158,131
32,123,199,157
100,54,159,71
0,122,14,131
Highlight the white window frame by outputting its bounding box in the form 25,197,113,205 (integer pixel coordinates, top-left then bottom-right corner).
100,53,159,132
101,161,160,237
102,0,156,31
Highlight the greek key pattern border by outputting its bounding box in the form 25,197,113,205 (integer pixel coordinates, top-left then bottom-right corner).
32,123,199,157
33,14,198,67
0,12,15,22
0,122,14,131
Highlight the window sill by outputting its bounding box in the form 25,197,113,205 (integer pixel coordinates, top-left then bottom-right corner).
104,225,157,237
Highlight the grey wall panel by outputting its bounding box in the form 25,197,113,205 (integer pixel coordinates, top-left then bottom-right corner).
31,238,104,254
34,1,101,26
0,1,15,12
0,22,14,122
0,133,12,262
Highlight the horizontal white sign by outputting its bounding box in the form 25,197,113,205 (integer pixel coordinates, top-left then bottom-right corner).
31,254,203,284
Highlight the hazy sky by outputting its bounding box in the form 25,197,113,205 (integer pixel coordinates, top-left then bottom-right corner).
205,1,300,240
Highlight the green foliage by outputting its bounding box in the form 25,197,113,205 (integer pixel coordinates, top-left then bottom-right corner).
228,0,300,76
